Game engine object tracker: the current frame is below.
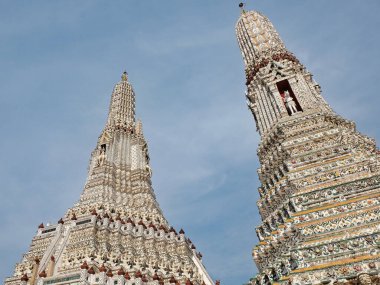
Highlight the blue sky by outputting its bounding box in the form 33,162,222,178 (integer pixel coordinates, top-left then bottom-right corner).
0,1,379,285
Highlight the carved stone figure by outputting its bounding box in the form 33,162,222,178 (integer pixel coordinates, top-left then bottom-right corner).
284,91,298,115
97,148,106,166
256,228,264,241
145,164,153,177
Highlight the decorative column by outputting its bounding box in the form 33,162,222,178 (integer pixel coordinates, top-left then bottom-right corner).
117,267,126,285
98,264,107,285
46,256,55,277
36,270,46,285
29,258,40,285
79,262,89,285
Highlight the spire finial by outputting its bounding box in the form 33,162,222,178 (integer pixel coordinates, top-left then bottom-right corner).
121,71,128,81
239,2,246,13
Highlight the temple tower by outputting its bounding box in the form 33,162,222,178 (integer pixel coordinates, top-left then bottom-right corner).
5,72,214,285
236,5,380,285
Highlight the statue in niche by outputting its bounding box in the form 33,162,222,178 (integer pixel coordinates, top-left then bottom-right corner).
289,253,298,270
97,148,106,167
284,90,298,115
280,262,289,276
277,212,284,224
271,268,280,281
256,228,264,241
145,164,153,177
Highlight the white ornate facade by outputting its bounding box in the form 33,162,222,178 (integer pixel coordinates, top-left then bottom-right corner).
5,72,214,285
236,7,380,285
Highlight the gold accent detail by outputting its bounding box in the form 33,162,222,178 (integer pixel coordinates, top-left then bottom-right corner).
291,254,380,273
303,221,379,245
293,153,351,173
297,172,372,195
294,192,380,217
296,204,380,228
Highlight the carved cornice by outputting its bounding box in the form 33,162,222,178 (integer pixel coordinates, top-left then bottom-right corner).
245,51,300,85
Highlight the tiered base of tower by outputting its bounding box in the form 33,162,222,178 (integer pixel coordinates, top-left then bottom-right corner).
5,208,211,285
251,110,380,284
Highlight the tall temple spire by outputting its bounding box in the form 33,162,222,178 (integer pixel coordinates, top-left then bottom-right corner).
106,71,135,129
5,73,214,285
236,9,331,137
236,7,380,285
74,71,160,223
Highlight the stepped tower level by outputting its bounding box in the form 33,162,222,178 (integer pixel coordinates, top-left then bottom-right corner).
236,6,380,285
5,72,214,285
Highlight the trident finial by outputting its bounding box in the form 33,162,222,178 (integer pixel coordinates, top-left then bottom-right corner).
239,2,246,13
121,71,128,81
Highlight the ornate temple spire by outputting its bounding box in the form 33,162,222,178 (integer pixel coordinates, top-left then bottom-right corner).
236,6,380,285
236,8,286,67
6,71,215,285
74,72,163,224
236,8,332,137
106,71,136,129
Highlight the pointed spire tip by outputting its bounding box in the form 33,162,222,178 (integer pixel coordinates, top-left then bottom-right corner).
121,70,128,81
239,2,246,13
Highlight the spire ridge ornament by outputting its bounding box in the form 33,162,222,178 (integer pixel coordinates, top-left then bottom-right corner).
238,2,246,13
106,71,136,128
121,70,128,81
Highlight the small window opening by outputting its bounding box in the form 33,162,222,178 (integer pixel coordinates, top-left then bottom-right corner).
276,79,302,115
